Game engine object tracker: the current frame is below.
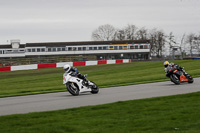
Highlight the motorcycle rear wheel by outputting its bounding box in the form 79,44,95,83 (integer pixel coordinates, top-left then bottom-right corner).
170,74,180,85
66,83,80,96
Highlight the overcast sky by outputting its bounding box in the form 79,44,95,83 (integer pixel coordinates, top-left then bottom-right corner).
0,0,199,44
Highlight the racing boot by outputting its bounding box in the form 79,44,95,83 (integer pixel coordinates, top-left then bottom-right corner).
83,78,94,87
82,76,89,87
181,67,188,76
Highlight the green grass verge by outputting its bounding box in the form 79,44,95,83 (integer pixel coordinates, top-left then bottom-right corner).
0,92,200,133
0,60,200,97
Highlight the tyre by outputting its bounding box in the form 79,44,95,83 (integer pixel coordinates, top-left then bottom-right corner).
66,82,80,96
90,81,99,94
170,74,180,85
188,76,194,83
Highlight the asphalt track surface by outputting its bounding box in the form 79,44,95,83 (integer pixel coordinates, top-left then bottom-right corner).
0,78,200,116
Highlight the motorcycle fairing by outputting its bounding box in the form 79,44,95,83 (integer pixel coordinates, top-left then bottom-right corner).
64,74,92,93
180,75,188,82
172,69,189,83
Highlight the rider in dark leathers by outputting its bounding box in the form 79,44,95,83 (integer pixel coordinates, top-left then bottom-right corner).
163,61,187,76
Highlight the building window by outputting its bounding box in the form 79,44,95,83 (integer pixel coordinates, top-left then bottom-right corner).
48,48,51,52
89,47,93,50
78,47,82,51
62,47,66,51
119,46,123,50
98,47,102,50
103,46,107,50
32,49,36,52
109,46,114,50
94,47,97,50
114,46,118,50
41,48,45,52
0,50,2,54
135,45,138,49
73,47,77,51
37,48,41,52
130,46,134,49
52,48,56,51
57,48,61,51
144,45,148,49
123,46,127,49
140,45,143,49
83,47,86,50
27,49,31,52
68,47,72,51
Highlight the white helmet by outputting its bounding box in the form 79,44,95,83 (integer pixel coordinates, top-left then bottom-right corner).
63,64,71,72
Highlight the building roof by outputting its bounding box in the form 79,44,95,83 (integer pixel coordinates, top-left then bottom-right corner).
0,40,150,49
26,40,150,47
0,44,25,49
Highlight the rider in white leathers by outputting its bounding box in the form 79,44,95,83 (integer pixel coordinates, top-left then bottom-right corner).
63,64,90,86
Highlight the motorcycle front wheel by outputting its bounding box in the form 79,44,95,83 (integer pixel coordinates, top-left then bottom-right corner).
187,75,194,83
90,81,99,94
66,82,80,96
170,74,180,85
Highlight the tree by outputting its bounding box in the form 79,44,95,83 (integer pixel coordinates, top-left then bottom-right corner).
149,28,157,57
193,34,200,56
124,24,138,40
168,32,176,53
136,27,148,40
148,28,166,58
92,24,200,58
91,24,116,41
114,29,126,41
186,33,195,57
179,34,186,59
165,32,177,59
113,24,138,41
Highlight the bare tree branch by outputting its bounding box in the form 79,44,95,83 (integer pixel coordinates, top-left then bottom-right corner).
91,24,116,41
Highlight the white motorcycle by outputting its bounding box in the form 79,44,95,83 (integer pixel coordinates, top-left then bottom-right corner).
63,73,99,96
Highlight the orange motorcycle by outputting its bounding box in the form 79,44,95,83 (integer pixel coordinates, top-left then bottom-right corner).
166,66,193,85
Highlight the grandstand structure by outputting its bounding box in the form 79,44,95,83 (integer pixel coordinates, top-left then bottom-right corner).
0,40,150,66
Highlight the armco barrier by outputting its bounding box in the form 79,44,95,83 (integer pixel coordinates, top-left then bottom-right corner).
57,62,73,68
38,63,56,69
0,66,11,72
86,61,97,66
0,59,131,72
116,59,123,63
107,60,116,64
98,60,107,65
11,64,37,71
73,61,86,67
